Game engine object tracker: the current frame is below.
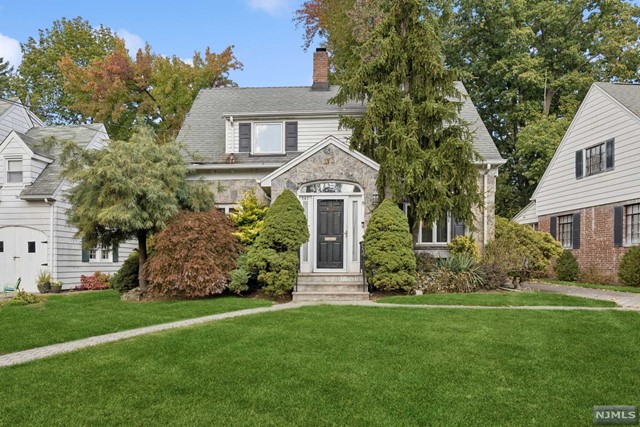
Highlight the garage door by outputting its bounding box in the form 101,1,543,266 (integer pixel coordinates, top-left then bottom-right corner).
0,227,48,293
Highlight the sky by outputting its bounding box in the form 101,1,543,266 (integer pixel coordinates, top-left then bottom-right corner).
0,0,316,87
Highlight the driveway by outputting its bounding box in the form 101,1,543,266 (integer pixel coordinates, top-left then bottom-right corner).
524,282,640,309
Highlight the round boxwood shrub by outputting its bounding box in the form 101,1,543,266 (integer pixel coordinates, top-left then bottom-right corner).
247,189,309,296
144,209,243,298
554,251,580,282
110,251,140,294
618,246,640,287
363,198,416,292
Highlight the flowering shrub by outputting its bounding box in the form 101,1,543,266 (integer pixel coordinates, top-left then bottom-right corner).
76,271,111,290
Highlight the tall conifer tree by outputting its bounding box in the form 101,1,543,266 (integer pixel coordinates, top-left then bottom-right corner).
331,0,479,226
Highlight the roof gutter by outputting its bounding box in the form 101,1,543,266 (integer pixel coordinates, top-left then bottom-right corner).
188,163,284,171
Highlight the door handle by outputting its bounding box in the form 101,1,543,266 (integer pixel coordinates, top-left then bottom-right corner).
13,256,21,260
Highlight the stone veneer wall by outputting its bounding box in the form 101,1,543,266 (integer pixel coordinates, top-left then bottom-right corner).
208,179,269,205
270,143,379,225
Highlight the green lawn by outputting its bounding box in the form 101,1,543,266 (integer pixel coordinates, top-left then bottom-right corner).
376,291,617,307
0,290,271,354
538,279,640,294
2,306,640,426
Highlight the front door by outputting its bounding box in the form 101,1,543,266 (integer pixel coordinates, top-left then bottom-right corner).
317,199,344,269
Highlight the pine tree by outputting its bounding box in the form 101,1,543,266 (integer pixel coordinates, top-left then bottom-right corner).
0,57,13,97
330,0,479,226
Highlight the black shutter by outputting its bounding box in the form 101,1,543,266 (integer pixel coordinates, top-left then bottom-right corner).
572,212,581,249
81,240,90,263
238,123,251,153
614,206,624,247
606,139,615,170
575,150,583,179
112,244,119,263
285,121,298,152
550,216,557,239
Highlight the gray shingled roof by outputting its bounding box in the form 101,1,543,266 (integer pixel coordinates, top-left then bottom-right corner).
178,83,504,165
20,124,103,198
596,82,640,118
0,98,19,117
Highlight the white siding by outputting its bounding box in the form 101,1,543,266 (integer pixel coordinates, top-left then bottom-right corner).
535,86,640,216
0,105,38,143
513,202,538,225
228,116,352,153
53,194,136,288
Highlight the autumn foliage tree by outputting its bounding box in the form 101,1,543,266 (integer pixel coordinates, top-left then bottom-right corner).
59,38,242,140
144,210,243,298
62,125,215,291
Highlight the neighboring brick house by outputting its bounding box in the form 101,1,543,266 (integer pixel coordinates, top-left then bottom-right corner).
514,82,640,279
178,49,504,300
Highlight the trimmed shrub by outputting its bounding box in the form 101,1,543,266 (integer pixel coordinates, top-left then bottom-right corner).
144,209,243,298
111,252,140,294
416,255,487,293
77,271,110,291
228,254,250,295
364,198,416,292
554,251,580,281
448,235,479,261
247,189,309,296
618,246,640,287
484,217,562,287
229,190,268,246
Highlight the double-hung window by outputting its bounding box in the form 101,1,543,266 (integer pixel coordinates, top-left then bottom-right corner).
626,203,640,245
89,246,112,262
585,143,605,176
7,159,23,183
558,214,573,248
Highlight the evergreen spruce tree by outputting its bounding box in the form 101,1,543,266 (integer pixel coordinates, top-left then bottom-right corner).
331,0,479,226
0,57,13,97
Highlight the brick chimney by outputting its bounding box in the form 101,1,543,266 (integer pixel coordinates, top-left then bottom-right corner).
312,48,329,91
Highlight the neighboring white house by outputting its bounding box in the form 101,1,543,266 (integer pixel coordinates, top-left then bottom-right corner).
514,82,640,278
178,49,505,300
0,98,134,292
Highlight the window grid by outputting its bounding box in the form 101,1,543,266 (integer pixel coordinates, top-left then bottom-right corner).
626,204,640,245
585,143,605,176
7,160,23,183
558,215,573,248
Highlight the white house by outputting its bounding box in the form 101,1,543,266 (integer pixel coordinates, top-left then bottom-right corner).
178,49,504,300
514,82,640,278
0,98,134,292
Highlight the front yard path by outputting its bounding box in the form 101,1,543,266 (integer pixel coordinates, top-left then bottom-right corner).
1,298,636,368
525,281,640,309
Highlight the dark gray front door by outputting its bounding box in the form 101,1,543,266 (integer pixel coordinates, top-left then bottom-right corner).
317,199,344,269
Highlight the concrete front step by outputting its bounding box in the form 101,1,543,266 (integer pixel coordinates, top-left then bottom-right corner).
297,273,363,284
292,291,370,302
296,283,365,293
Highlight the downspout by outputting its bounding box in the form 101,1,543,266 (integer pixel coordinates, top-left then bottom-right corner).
483,164,492,249
44,198,56,280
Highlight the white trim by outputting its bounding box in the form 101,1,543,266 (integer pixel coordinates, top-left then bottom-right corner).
260,136,380,188
222,110,364,119
252,122,285,155
512,201,538,224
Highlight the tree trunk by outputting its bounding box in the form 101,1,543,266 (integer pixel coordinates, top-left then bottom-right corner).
137,230,148,291
543,87,557,116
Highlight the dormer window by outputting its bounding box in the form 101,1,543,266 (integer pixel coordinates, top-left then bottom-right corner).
254,123,283,154
7,160,23,183
238,121,298,154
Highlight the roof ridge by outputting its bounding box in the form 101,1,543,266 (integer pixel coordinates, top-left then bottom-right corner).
201,85,332,91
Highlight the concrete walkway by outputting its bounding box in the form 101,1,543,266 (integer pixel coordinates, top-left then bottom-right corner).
524,281,640,309
1,297,636,368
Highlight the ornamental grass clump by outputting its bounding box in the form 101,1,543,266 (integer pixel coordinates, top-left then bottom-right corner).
415,255,487,293
144,209,243,298
247,190,309,296
364,198,416,292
